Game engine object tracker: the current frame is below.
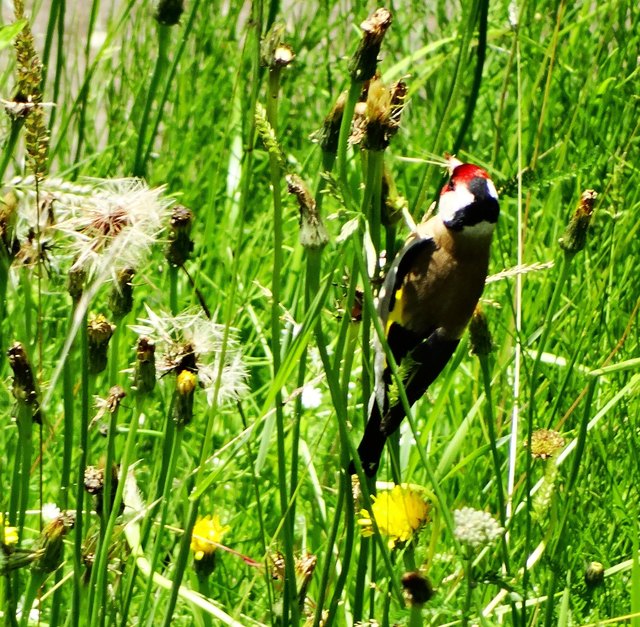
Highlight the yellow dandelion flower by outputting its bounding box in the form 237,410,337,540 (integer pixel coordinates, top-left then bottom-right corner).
357,485,429,548
0,514,18,547
190,515,229,561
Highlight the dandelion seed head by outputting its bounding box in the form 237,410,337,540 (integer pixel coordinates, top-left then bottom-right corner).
41,503,61,523
131,306,248,406
453,507,503,549
301,383,322,409
11,177,172,281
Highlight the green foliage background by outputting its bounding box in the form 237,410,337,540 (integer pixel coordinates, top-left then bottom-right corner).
0,0,638,624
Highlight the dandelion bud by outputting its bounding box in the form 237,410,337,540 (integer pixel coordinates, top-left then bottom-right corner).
154,0,184,25
260,23,295,70
87,314,116,375
0,192,19,261
559,190,597,255
7,342,41,423
318,92,347,156
402,571,435,607
295,554,317,610
31,511,75,574
108,267,136,320
134,336,157,395
174,369,197,426
67,263,87,303
469,305,494,356
348,8,393,83
585,561,605,589
165,205,194,267
287,174,329,250
84,463,120,516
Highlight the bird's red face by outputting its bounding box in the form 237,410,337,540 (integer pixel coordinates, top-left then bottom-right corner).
438,159,499,235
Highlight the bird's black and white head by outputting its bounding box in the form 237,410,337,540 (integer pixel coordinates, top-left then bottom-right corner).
437,157,499,237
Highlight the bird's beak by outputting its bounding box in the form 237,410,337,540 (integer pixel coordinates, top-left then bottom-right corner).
444,154,463,175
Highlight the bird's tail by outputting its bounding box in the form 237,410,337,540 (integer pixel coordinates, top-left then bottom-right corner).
349,399,387,477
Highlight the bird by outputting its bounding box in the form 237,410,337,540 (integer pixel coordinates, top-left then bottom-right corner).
350,156,500,477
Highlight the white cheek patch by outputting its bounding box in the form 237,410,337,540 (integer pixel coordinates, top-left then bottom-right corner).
486,179,498,200
437,186,475,225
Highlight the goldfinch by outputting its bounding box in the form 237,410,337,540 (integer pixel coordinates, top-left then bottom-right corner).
351,157,499,477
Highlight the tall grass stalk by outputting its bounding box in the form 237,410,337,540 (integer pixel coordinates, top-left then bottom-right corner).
264,53,300,624
71,312,90,625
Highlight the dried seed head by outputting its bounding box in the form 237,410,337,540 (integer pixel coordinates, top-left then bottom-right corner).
7,341,41,422
287,174,329,250
348,8,393,83
108,267,136,320
84,466,104,495
165,204,194,266
87,314,116,375
318,92,347,155
134,336,156,395
401,571,435,607
559,190,597,254
31,511,75,574
154,0,184,25
469,305,494,356
67,261,87,303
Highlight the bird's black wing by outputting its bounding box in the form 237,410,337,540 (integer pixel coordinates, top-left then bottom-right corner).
351,235,464,477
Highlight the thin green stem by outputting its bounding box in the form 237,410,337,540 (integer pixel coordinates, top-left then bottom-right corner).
522,251,574,624
71,311,91,626
336,82,361,203
133,24,170,177
142,0,203,170
90,395,144,626
265,61,299,625
139,422,183,623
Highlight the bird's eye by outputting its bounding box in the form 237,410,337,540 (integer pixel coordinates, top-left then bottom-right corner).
447,179,456,191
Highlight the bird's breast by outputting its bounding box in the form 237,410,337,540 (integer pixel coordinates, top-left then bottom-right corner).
400,236,490,339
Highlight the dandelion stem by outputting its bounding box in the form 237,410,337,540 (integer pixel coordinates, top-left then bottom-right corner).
336,82,361,203
522,250,574,623
478,353,510,572
142,0,203,170
265,55,299,625
139,419,184,622
133,24,170,177
71,311,91,625
90,397,142,627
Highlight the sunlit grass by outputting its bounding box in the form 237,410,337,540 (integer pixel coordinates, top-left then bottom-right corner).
0,0,638,625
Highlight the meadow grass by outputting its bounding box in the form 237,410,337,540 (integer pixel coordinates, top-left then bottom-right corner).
0,0,638,625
